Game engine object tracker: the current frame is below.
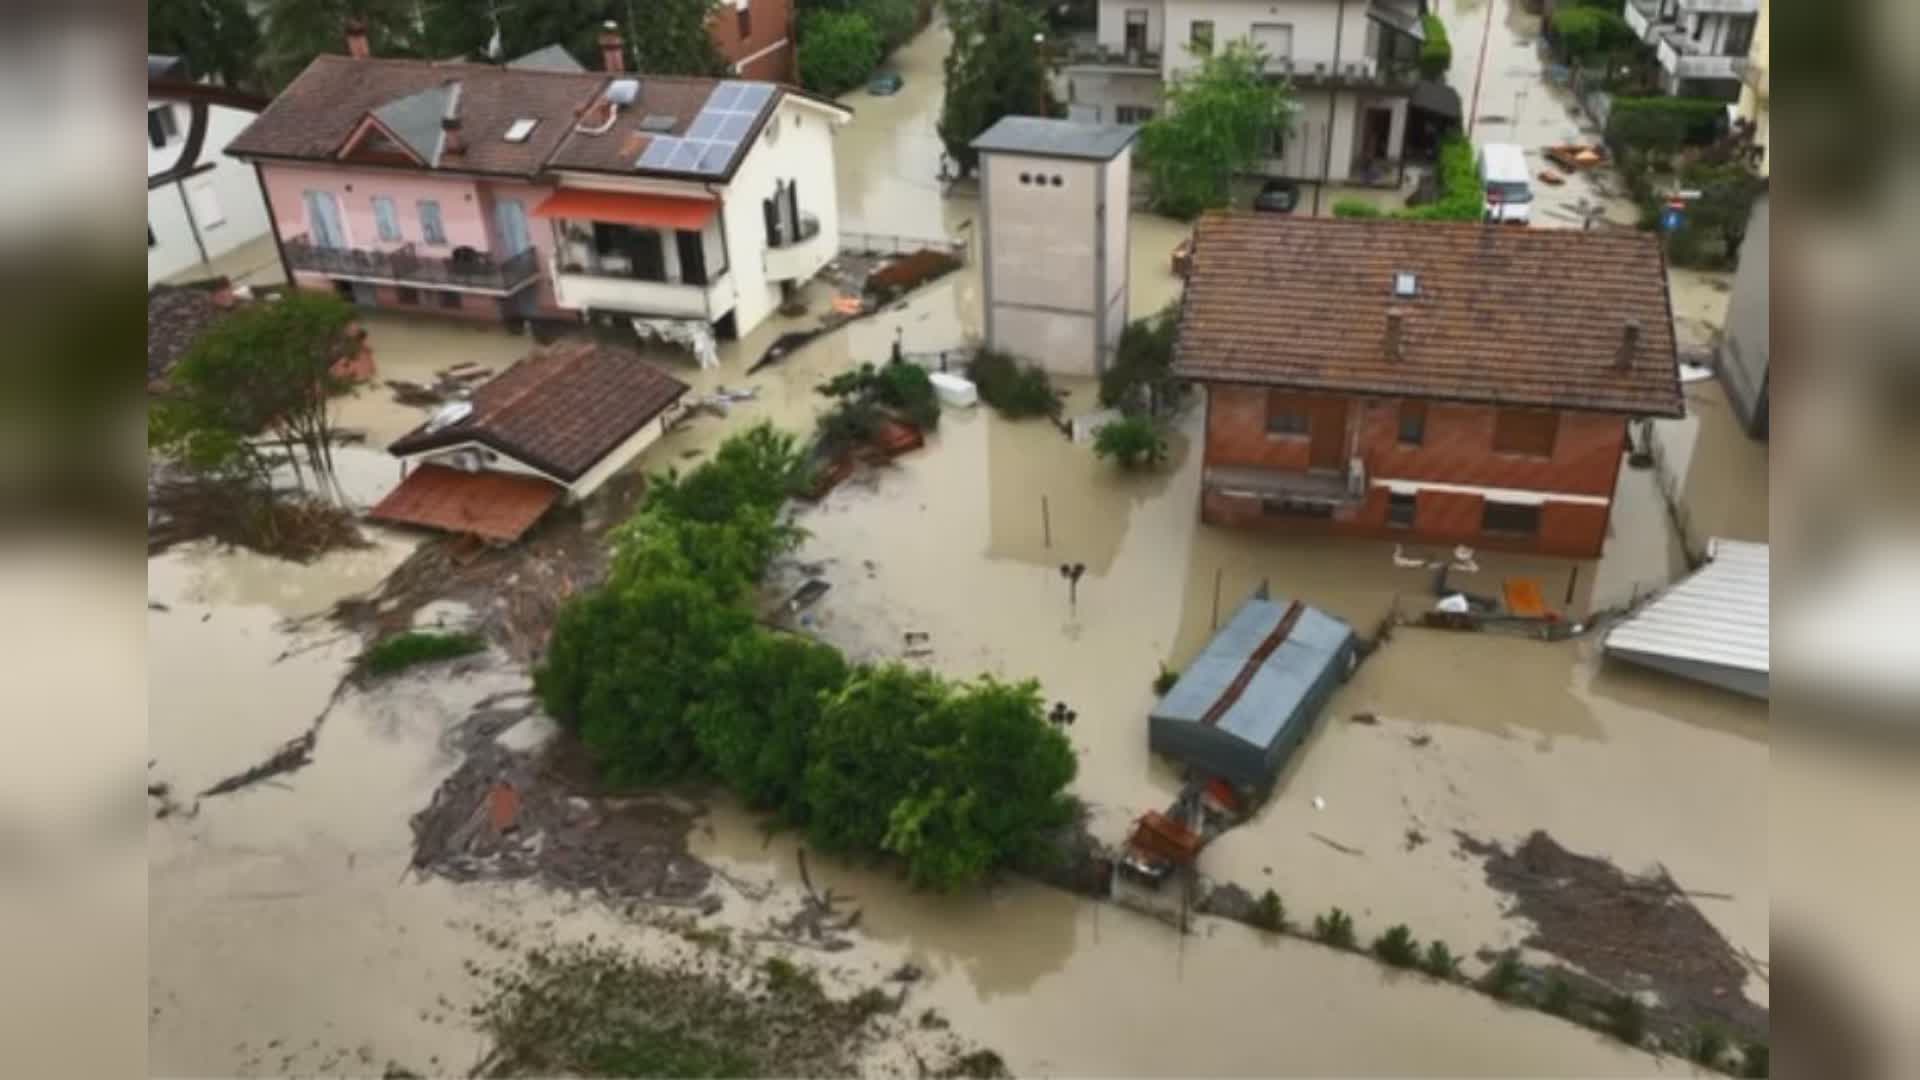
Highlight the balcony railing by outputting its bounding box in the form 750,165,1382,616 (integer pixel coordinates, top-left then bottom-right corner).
1261,56,1422,91
768,211,821,251
1204,462,1367,505
284,236,540,294
1656,37,1744,81
1678,0,1759,14
552,265,736,322
764,212,828,283
1061,40,1162,71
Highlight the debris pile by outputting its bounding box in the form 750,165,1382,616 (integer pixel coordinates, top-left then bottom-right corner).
384,361,492,407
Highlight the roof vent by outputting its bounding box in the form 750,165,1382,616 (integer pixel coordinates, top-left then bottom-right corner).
1385,308,1407,363
638,113,678,133
1392,271,1418,298
606,78,641,106
503,118,538,143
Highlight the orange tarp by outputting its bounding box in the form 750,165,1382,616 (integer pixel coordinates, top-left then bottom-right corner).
1504,577,1549,618
368,464,562,544
532,188,718,231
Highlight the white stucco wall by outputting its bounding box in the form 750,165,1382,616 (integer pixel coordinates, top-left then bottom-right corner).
994,307,1101,378
720,95,845,336
1098,0,1168,52
399,411,672,502
1159,0,1375,80
148,100,273,284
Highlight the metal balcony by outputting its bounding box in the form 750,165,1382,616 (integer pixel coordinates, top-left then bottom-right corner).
284,236,540,295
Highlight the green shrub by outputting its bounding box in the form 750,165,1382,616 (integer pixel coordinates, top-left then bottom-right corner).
817,360,941,435
1418,14,1451,78
799,11,882,97
1606,97,1729,155
1099,304,1186,416
1313,907,1356,948
1331,197,1384,218
361,629,484,675
1396,135,1482,221
1152,664,1180,696
967,348,1061,419
1541,975,1574,1016
1253,889,1287,932
1483,950,1525,999
1093,416,1167,470
1548,7,1637,63
1421,940,1458,979
1740,1041,1769,1078
859,0,919,51
816,397,886,456
1691,1026,1728,1068
1604,992,1646,1045
691,630,850,822
880,361,941,430
1372,924,1420,968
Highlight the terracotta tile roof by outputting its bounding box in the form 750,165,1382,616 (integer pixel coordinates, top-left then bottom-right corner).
227,55,607,177
388,342,690,482
1173,215,1685,418
368,464,562,543
543,75,776,179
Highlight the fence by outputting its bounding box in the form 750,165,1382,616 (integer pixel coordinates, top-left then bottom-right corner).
838,229,971,263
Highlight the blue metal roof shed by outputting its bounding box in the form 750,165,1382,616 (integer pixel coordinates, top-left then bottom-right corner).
1150,592,1357,793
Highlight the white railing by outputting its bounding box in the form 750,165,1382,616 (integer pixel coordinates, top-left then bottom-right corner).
552,267,735,321
1673,51,1744,80
763,213,830,282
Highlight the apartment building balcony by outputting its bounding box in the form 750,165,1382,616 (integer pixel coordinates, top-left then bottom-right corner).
1058,31,1162,74
1656,36,1744,82
1203,462,1368,506
763,212,828,283
553,260,737,322
1263,55,1421,94
1678,0,1760,14
285,236,540,295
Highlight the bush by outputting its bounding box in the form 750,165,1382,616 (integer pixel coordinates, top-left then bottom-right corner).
1418,14,1451,78
1606,97,1729,155
1253,889,1287,932
967,348,1061,419
1372,924,1420,968
361,629,484,675
1541,975,1574,1016
1690,1026,1728,1068
1099,305,1185,416
859,0,919,51
1093,416,1167,470
1331,198,1384,218
1548,7,1636,63
1152,664,1180,696
1740,1041,1769,1078
1397,135,1482,221
817,360,941,436
691,630,851,821
1421,940,1458,979
1483,950,1525,999
1313,907,1356,948
1605,992,1646,1045
798,11,882,97
815,397,886,456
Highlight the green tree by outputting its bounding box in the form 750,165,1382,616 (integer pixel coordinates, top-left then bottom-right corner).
1092,416,1167,470
938,0,1052,176
149,0,265,89
1137,40,1294,218
691,630,851,819
261,0,419,89
798,11,883,95
627,0,728,76
1098,304,1184,416
860,0,921,50
805,664,952,855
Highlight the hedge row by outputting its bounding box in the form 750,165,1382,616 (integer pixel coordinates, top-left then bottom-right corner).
1606,96,1730,155
1418,14,1451,79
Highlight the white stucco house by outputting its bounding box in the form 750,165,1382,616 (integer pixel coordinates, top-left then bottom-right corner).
1055,0,1428,185
147,55,275,285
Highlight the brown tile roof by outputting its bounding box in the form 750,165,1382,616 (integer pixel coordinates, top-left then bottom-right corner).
1173,215,1685,418
388,342,690,482
543,74,776,179
227,55,608,177
146,284,229,384
369,464,562,543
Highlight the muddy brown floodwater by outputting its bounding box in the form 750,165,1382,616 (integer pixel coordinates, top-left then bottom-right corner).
151,14,1766,1077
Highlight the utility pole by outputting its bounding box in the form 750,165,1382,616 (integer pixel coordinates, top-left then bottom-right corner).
1313,0,1346,216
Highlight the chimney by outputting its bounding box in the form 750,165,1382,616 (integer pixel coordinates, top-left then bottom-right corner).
1385,308,1406,362
598,20,625,73
1618,319,1641,371
440,82,464,158
345,16,370,59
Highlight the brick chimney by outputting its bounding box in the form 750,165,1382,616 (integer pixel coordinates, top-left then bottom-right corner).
1385,308,1406,362
440,82,464,158
1618,319,1641,371
345,16,370,59
598,20,625,73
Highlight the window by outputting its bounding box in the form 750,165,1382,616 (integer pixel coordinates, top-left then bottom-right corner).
1723,14,1756,56
438,290,462,309
1387,492,1416,528
1190,20,1214,55
417,200,447,245
1271,129,1287,157
372,196,401,242
1397,401,1426,446
1116,106,1154,125
1124,9,1149,54
1250,22,1293,63
1266,392,1309,436
1492,409,1559,457
1481,501,1541,536
737,0,751,38
147,105,177,148
1263,498,1334,519
395,286,421,306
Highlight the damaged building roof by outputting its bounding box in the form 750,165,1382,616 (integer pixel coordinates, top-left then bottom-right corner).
388,342,690,482
1173,215,1686,417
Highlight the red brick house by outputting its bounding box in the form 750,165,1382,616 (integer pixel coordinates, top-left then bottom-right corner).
1173,215,1685,558
709,0,795,82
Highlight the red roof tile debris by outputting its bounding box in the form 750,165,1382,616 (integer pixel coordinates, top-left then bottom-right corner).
1173,215,1685,418
388,341,690,483
368,464,562,543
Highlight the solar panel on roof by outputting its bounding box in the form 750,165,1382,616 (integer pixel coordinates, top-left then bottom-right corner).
667,140,704,169
687,113,725,140
733,83,774,113
636,135,681,168
705,83,743,112
697,143,733,173
717,114,753,141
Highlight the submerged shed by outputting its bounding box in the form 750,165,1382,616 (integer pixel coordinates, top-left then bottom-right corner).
1150,591,1357,793
1604,538,1770,699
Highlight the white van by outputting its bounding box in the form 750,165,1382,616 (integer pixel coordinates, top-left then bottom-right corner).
1475,143,1534,224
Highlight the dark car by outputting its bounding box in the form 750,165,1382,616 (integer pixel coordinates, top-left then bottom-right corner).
867,71,904,96
1253,178,1300,214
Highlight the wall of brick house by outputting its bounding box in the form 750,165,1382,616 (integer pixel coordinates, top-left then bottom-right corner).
709,0,794,81
1203,384,1629,496
1199,488,1611,557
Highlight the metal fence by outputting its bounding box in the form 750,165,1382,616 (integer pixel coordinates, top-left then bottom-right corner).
838,229,971,262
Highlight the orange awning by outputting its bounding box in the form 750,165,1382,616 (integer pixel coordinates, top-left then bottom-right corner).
532,188,718,231
368,464,563,544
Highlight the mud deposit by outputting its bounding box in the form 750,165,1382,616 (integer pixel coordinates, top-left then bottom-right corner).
1458,830,1768,1041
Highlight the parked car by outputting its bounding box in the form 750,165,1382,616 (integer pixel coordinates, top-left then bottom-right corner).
867,72,904,96
1252,179,1300,214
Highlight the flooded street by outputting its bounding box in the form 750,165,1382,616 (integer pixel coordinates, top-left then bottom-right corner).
151,14,1765,1077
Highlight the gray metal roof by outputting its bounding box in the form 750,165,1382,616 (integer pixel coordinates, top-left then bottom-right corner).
1605,538,1770,697
508,44,586,72
1154,595,1355,750
374,82,457,166
970,116,1137,161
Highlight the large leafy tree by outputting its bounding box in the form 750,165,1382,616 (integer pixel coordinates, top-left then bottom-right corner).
797,11,882,95
626,0,728,75
691,630,851,819
1136,39,1294,219
1098,302,1186,417
938,0,1053,176
260,0,420,88
149,0,265,89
